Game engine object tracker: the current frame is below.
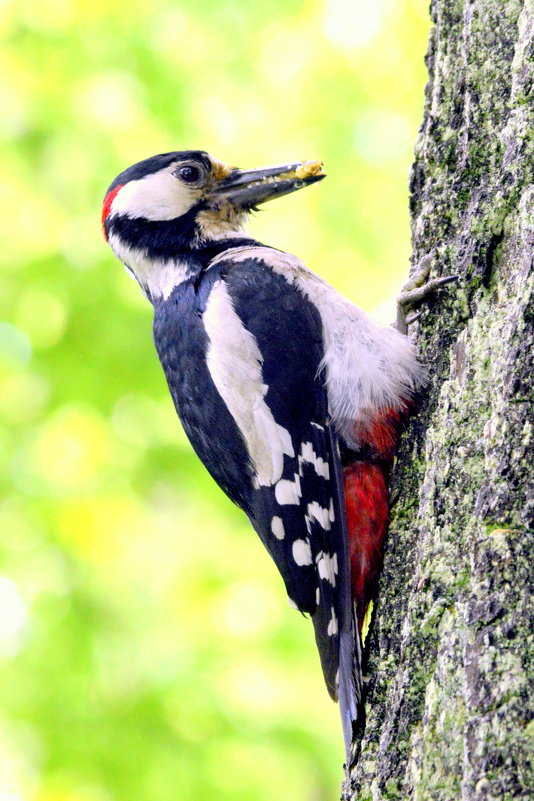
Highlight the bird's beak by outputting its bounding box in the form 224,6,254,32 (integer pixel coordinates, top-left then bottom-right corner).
212,160,326,208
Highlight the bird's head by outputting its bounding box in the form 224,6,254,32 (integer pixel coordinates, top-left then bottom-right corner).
102,150,325,301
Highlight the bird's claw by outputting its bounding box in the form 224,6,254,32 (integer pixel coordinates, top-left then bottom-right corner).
395,255,459,333
405,310,423,327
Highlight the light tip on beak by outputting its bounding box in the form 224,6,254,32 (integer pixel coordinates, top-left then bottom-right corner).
290,160,325,180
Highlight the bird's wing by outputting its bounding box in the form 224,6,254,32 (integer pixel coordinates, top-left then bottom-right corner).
198,252,359,707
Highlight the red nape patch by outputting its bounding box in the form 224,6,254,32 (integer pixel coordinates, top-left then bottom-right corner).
344,462,389,629
101,184,123,240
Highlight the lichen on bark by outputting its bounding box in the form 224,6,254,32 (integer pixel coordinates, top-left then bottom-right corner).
345,1,533,799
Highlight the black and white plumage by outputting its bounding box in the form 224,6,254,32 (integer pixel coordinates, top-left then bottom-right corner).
102,151,423,757
153,252,355,708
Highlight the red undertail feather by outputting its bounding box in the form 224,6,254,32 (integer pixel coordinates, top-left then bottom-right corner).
344,407,407,628
344,462,389,627
352,406,404,462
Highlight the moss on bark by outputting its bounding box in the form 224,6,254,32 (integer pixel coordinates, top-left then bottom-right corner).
345,1,533,799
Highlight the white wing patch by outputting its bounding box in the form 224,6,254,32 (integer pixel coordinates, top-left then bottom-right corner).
207,246,425,447
203,280,294,487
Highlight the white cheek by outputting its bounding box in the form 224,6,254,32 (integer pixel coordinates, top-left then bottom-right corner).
111,170,200,221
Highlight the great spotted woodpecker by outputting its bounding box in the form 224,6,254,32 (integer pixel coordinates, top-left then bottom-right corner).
102,151,448,757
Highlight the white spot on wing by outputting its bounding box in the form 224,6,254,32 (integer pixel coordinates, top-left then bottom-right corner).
327,608,338,636
270,516,285,540
203,281,294,487
287,596,299,610
329,499,336,522
316,551,338,586
275,439,331,509
292,538,313,566
275,473,301,505
299,441,330,479
306,501,332,531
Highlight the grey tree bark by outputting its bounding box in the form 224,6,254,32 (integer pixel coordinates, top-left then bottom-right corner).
344,1,533,799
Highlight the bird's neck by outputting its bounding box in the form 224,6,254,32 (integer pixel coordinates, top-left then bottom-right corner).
194,236,260,266
112,233,260,304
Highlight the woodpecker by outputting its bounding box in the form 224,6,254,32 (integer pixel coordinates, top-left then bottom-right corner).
102,151,444,758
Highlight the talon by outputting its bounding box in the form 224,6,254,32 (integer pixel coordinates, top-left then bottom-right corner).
405,310,423,326
434,274,459,287
400,254,433,293
395,270,459,333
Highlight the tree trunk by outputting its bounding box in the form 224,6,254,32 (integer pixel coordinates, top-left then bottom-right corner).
345,1,533,799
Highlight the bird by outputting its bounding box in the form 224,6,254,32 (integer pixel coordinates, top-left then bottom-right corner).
102,150,441,760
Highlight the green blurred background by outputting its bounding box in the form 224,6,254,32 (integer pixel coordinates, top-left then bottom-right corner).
0,1,428,799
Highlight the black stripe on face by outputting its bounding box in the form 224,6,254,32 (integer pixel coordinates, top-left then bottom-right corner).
105,206,203,258
105,151,212,196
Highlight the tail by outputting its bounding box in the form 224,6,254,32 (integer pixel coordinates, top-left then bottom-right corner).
338,615,362,759
326,426,363,765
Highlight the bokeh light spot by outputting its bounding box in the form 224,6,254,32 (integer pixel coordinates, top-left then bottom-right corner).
15,289,68,350
354,109,412,165
216,580,282,639
0,323,32,372
0,372,49,423
324,0,389,49
0,576,27,646
32,405,110,489
77,73,144,130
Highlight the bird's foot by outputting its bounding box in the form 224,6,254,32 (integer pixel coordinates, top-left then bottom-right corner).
395,255,459,334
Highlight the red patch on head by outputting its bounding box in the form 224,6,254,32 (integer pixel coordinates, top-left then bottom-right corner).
101,184,124,240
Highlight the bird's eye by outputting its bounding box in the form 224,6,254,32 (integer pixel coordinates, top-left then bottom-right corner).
175,164,203,184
